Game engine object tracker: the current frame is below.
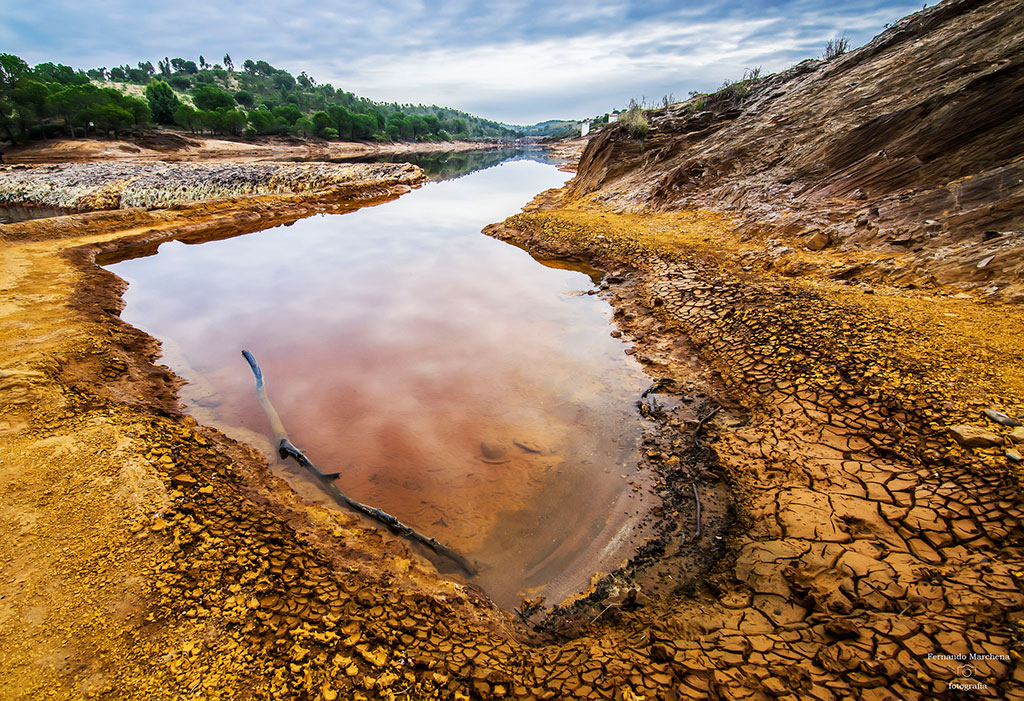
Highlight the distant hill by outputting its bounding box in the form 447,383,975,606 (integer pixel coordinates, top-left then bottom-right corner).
507,120,581,139
0,53,520,144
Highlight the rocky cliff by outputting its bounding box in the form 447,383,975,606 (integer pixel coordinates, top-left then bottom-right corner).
571,0,1024,300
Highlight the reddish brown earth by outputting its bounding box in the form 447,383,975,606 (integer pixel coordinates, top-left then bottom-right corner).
3,131,508,165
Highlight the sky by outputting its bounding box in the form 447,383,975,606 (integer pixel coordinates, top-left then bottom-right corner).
2,0,924,125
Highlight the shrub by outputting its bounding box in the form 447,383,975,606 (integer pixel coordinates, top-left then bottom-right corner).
824,36,850,60
620,98,648,138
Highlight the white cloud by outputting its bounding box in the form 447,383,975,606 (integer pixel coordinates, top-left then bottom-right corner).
4,0,923,124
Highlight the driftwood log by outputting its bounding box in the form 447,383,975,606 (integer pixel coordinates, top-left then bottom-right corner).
241,350,477,575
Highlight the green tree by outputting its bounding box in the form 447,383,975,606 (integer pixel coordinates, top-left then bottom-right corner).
192,84,234,111
272,104,301,126
122,95,151,126
219,108,247,135
311,110,331,136
145,80,180,124
170,58,198,74
233,90,254,107
351,113,376,139
95,103,133,137
272,71,295,91
327,104,352,138
33,62,87,85
11,79,48,135
247,108,277,135
168,75,191,90
173,104,202,133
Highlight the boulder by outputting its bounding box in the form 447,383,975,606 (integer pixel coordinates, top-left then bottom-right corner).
948,425,1002,448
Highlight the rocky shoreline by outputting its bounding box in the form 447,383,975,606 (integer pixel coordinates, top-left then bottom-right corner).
0,161,423,211
485,194,1024,698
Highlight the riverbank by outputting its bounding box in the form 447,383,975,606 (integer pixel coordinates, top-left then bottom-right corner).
486,191,1024,699
2,132,512,165
479,0,1024,695
1,154,722,700
0,161,422,211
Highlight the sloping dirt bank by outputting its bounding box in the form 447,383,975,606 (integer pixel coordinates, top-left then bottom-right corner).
2,132,509,165
482,0,1024,697
573,0,1024,302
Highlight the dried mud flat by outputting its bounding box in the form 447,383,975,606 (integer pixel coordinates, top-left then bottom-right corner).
488,200,1024,699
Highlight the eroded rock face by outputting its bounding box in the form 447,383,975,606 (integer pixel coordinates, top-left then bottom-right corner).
570,0,1024,300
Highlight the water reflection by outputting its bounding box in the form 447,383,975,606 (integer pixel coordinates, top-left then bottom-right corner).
327,147,561,181
107,159,652,608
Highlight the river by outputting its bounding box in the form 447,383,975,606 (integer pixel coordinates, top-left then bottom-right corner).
106,151,655,609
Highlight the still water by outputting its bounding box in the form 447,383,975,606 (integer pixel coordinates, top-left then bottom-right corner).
107,156,652,608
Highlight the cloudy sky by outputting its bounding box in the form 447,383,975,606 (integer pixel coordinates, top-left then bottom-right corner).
3,0,922,124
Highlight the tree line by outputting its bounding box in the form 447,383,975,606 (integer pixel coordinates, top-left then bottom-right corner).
0,52,519,144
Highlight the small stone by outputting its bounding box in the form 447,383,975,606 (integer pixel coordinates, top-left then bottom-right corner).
480,442,508,463
824,620,861,640
977,255,994,269
948,425,1002,448
805,231,830,251
513,439,543,454
171,473,196,485
1009,427,1024,442
984,409,1021,427
1007,449,1023,464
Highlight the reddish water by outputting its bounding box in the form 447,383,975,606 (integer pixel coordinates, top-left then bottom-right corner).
108,159,654,608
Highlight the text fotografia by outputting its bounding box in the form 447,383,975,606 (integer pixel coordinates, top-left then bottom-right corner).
949,681,988,691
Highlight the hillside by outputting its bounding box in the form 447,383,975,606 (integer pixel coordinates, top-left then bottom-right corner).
508,119,581,139
0,53,519,144
569,0,1024,300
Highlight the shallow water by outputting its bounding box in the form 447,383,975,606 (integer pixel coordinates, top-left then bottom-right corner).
329,147,562,181
107,158,653,608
